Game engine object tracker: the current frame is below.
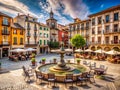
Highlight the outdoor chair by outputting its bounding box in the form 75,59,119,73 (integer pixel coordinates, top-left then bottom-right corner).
35,70,44,84
76,73,87,85
64,74,74,87
99,65,105,69
104,67,108,74
87,71,95,83
47,73,56,86
24,70,34,82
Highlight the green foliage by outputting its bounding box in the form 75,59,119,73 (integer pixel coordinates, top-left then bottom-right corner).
76,58,81,61
71,34,86,48
42,58,46,61
48,41,59,49
31,58,36,62
32,53,36,57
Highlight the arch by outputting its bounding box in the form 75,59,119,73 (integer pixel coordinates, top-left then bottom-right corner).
104,47,111,51
91,46,96,51
97,46,102,50
112,47,120,51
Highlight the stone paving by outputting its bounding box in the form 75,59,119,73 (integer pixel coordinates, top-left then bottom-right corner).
0,53,120,90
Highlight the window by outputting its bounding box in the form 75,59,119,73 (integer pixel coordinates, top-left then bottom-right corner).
13,30,17,34
27,38,29,44
2,26,8,34
92,37,95,42
3,17,8,25
20,38,23,44
114,12,119,21
20,30,23,35
40,33,42,37
114,36,118,44
44,40,46,45
44,33,46,37
44,28,46,30
98,37,101,44
81,23,84,30
13,37,17,45
92,28,95,34
105,37,109,44
86,22,89,30
40,27,42,30
105,15,109,23
105,25,110,33
92,18,95,26
114,24,118,32
39,40,42,45
98,17,102,24
47,34,48,38
98,27,101,34
27,23,30,29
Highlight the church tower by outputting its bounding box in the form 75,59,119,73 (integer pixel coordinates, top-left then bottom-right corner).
46,9,58,42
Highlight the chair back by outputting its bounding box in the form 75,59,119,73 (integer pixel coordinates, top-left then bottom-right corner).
83,61,87,65
104,67,108,72
100,65,105,69
22,66,26,73
66,74,73,80
48,73,55,79
89,71,94,76
81,72,88,78
35,71,42,78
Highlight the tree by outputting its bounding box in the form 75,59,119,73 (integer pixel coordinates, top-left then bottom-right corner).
48,41,59,49
70,34,86,48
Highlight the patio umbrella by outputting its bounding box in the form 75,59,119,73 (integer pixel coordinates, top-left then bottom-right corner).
10,48,26,52
84,49,93,52
65,48,73,52
75,49,83,52
25,48,36,51
94,49,105,53
105,50,119,55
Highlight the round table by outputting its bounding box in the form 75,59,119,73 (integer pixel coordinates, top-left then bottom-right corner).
94,68,105,75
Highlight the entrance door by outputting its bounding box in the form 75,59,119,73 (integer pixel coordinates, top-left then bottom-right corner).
2,48,9,57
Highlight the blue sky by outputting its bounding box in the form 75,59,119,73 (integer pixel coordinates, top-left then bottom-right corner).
0,0,120,25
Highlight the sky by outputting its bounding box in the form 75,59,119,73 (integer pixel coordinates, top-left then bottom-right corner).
0,0,120,25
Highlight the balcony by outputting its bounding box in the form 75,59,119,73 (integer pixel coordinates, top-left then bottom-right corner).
2,30,10,35
26,33,31,37
112,29,120,33
2,41,10,46
25,41,38,47
2,22,10,26
27,27,31,30
20,43,24,45
33,34,37,37
104,30,111,34
34,27,37,31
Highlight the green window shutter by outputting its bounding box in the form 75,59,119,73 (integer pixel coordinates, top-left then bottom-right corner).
40,40,42,45
40,27,42,30
47,34,48,38
44,28,46,30
44,40,46,45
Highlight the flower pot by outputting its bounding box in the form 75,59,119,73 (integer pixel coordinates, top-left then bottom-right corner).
32,61,36,66
77,61,80,64
53,59,57,63
42,60,45,64
67,60,70,63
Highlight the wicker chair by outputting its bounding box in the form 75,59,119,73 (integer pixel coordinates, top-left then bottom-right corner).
64,74,74,87
35,71,44,84
87,71,95,83
47,73,56,86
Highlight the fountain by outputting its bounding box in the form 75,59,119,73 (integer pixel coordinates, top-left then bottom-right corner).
36,43,87,82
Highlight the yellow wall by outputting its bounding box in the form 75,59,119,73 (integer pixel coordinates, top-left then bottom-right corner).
11,28,25,46
0,16,11,45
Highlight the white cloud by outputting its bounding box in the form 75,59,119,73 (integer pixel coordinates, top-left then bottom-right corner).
0,0,37,17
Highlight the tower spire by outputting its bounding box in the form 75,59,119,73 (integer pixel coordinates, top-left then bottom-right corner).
50,8,53,18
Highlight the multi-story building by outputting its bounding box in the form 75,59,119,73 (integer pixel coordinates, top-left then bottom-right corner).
46,9,58,42
11,23,25,49
68,18,90,48
39,23,50,54
14,14,39,54
0,12,12,58
88,5,120,51
58,24,68,47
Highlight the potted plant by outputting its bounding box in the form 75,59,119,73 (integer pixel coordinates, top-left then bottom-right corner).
31,58,36,66
42,58,46,64
53,58,57,63
76,58,81,64
32,53,36,58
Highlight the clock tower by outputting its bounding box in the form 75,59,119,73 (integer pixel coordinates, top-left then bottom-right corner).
46,9,58,42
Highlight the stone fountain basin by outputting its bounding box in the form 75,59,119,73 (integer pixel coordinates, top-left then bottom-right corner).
35,63,87,82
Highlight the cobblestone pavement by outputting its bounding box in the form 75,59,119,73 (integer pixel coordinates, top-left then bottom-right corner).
0,53,120,90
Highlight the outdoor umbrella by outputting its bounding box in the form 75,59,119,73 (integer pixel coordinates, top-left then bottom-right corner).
105,50,119,55
65,48,73,52
25,48,36,51
84,49,93,52
75,49,83,52
94,49,105,53
10,48,26,52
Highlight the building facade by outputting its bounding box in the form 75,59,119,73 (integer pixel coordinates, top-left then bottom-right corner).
46,9,58,42
68,18,90,48
11,23,25,49
88,5,120,51
0,12,12,58
39,23,50,54
14,14,39,54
